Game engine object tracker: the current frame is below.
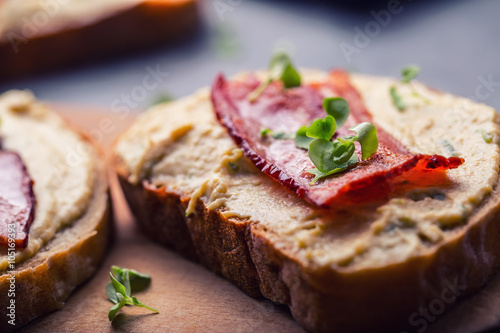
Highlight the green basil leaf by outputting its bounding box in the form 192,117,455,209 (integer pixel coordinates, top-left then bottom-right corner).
108,293,126,321
333,140,355,164
110,266,152,293
106,283,118,304
128,270,151,292
110,266,131,296
350,122,379,160
111,265,122,277
306,115,336,141
390,86,405,111
122,270,131,296
295,126,315,150
110,273,128,299
281,64,301,88
323,97,350,128
308,139,335,172
107,267,157,320
401,65,420,83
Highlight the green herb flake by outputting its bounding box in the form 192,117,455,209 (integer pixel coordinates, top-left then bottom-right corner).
306,115,336,141
401,65,420,83
482,130,493,144
260,127,294,140
248,52,301,102
260,128,271,137
350,122,379,160
227,161,238,172
323,97,350,127
440,139,458,157
106,266,157,321
151,93,174,107
390,86,405,111
391,65,430,111
295,126,314,150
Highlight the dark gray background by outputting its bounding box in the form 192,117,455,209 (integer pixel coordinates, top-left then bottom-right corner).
1,0,499,112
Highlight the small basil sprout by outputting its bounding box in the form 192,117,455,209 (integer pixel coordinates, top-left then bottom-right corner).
106,266,157,321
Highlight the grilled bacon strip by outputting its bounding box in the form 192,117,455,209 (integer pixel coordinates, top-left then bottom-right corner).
211,72,463,207
0,151,35,248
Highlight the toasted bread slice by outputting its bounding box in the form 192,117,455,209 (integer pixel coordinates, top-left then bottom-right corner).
0,0,199,80
113,70,500,332
0,90,110,332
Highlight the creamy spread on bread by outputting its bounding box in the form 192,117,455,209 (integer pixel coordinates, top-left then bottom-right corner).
114,70,500,270
0,0,140,37
0,90,96,270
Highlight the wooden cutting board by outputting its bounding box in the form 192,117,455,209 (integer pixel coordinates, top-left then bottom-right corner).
18,104,500,333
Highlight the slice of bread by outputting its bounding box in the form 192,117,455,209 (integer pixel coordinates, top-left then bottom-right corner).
113,70,500,332
0,90,110,332
0,0,199,80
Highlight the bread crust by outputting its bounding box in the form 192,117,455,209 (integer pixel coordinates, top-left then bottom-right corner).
0,126,111,332
116,169,500,332
0,0,200,80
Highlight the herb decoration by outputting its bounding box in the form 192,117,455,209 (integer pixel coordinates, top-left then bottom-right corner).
294,97,379,184
106,265,158,321
248,52,301,102
260,127,294,140
390,65,429,111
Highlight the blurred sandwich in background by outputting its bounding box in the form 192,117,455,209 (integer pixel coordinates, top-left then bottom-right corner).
0,0,200,80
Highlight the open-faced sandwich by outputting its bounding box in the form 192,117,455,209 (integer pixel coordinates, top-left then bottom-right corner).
0,0,199,80
0,90,110,331
113,54,500,332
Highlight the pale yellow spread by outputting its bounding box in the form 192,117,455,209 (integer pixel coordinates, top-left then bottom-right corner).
114,70,500,270
0,0,140,36
0,90,95,270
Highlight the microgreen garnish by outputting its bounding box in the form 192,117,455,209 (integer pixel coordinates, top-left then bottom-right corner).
307,154,359,184
151,93,174,106
390,65,429,111
248,52,301,102
390,86,405,111
106,266,157,321
350,122,378,160
401,65,420,83
323,97,350,127
227,161,238,171
260,127,294,139
306,116,336,141
295,126,315,149
294,97,379,184
440,140,458,157
482,130,493,144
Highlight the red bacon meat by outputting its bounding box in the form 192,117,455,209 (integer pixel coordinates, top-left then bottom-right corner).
210,71,463,207
0,151,36,248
